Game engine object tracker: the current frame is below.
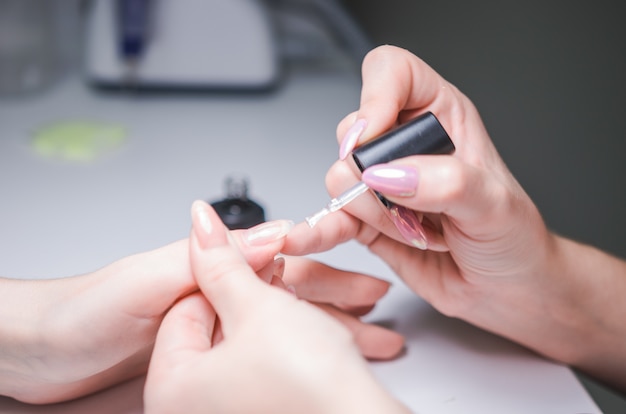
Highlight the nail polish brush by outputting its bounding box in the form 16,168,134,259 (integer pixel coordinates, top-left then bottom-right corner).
305,181,370,227
305,112,455,228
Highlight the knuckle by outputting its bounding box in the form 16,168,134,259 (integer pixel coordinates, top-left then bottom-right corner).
437,161,467,203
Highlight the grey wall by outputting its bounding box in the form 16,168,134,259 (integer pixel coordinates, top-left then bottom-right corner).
342,0,626,259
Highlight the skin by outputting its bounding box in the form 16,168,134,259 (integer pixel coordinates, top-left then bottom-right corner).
283,45,626,392
0,224,403,404
143,201,409,414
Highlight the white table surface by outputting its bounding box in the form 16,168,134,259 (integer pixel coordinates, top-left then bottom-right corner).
0,70,600,413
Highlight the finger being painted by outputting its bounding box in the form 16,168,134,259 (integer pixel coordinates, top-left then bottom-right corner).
282,257,390,309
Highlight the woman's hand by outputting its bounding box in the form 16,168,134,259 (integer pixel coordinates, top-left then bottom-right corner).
0,223,288,404
283,45,626,391
143,201,409,414
279,256,404,360
285,44,551,326
0,218,401,404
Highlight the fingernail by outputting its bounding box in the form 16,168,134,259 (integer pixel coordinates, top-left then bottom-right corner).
339,118,367,160
287,285,297,297
273,256,285,279
244,220,294,246
191,200,213,249
389,205,427,250
362,164,418,197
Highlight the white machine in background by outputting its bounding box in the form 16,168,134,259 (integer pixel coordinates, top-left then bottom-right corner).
84,0,373,91
85,0,279,89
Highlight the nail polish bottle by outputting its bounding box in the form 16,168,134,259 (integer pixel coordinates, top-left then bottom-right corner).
305,112,455,228
351,111,455,208
210,175,266,229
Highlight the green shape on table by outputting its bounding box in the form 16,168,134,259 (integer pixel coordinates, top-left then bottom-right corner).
32,121,127,162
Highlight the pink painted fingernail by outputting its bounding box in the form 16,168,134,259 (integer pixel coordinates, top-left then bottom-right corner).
389,205,427,250
244,220,294,246
339,118,367,160
191,200,213,249
287,285,297,297
273,256,286,279
362,164,418,197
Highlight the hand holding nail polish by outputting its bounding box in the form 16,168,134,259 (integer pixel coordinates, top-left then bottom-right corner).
306,111,454,250
288,45,626,391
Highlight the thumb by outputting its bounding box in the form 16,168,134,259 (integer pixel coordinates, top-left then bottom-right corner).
152,292,216,364
147,292,216,382
189,200,268,333
337,45,448,156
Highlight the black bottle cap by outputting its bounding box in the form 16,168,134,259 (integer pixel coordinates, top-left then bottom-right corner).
210,176,266,230
351,112,455,208
352,111,455,172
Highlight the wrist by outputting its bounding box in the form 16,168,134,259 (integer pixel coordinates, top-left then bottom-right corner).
0,278,49,400
323,358,409,414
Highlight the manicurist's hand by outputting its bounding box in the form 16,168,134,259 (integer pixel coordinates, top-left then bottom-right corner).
283,45,626,391
144,201,409,414
286,44,552,328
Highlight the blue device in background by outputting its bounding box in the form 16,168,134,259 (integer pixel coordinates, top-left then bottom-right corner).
116,0,151,64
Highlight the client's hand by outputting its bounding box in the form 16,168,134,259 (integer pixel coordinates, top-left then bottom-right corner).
1,216,401,404
143,201,409,414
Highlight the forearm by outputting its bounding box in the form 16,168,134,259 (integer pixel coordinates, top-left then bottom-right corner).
0,277,46,397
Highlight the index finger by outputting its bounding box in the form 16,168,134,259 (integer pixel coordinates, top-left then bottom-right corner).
156,292,216,353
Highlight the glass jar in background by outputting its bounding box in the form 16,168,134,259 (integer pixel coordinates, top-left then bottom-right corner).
0,0,80,97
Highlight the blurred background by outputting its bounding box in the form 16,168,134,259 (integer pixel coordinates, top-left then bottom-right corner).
0,0,624,411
